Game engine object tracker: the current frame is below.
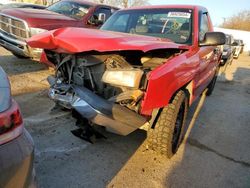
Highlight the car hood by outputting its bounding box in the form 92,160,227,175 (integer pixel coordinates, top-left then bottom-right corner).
1,8,78,29
27,27,189,54
0,67,11,113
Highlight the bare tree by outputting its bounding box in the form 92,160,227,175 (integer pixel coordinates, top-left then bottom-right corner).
94,0,149,8
128,0,149,7
221,10,250,31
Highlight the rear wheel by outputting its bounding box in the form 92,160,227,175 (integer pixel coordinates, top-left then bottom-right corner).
147,90,188,158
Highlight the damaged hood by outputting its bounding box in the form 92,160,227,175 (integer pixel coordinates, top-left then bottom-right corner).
27,27,189,54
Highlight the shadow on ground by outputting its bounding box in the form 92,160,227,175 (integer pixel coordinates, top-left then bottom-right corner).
0,50,52,95
106,59,250,188
17,92,147,188
164,65,250,187
0,55,47,76
14,52,250,187
30,115,147,188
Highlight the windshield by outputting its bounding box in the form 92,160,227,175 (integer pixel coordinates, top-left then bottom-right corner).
101,8,193,44
47,1,91,20
234,39,241,44
225,35,232,45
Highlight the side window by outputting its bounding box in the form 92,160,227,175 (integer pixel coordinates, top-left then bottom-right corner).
108,14,129,32
93,7,112,21
199,12,209,41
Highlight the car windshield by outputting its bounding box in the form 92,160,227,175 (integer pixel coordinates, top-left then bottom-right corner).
101,8,193,44
225,35,232,45
47,1,91,20
234,39,241,45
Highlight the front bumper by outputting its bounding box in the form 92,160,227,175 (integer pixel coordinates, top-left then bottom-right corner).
48,84,147,136
0,129,36,188
0,31,42,60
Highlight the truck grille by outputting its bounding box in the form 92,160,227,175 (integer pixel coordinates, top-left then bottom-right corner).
0,14,29,40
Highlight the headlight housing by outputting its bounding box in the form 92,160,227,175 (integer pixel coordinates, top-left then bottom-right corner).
102,69,144,88
30,28,48,36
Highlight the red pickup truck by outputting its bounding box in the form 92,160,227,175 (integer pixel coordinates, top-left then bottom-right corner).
28,5,225,158
0,0,118,59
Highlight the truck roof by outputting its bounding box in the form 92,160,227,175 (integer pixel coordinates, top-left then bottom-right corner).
60,0,118,9
59,0,97,6
123,4,207,11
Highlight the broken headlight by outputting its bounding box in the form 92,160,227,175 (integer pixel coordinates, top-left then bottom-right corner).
102,69,144,88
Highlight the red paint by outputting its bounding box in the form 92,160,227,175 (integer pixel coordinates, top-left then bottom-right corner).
27,27,188,53
1,0,118,30
140,6,220,115
27,5,222,117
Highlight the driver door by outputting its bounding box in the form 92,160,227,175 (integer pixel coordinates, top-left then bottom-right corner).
195,12,218,96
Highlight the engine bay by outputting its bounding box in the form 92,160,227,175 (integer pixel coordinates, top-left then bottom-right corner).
45,49,182,112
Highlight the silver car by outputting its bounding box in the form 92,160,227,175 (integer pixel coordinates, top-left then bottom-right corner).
0,66,36,188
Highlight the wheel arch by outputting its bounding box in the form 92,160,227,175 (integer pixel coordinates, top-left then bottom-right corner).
150,81,192,129
169,80,193,106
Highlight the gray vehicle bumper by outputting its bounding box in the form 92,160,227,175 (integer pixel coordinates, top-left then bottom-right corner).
0,31,42,60
48,84,148,136
0,128,36,188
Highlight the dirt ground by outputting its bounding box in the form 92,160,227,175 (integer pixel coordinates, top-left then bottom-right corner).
0,47,250,188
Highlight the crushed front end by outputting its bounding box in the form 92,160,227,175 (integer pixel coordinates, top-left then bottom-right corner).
26,27,186,136
45,49,178,135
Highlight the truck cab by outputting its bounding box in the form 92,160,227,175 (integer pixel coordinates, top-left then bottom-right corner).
27,5,225,158
0,0,118,60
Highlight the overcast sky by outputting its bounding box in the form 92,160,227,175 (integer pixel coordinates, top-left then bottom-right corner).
149,0,250,26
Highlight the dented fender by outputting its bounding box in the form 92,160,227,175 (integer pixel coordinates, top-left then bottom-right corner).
140,50,200,115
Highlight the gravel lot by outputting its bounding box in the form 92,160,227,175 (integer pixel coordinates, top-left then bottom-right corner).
1,47,250,188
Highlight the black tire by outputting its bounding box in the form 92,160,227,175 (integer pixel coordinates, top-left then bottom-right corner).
220,59,226,66
147,90,188,158
206,67,219,96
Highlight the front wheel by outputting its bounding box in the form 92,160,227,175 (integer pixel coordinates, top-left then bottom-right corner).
147,90,188,158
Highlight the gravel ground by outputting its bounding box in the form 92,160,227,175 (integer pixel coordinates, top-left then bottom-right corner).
0,47,250,188
0,49,52,95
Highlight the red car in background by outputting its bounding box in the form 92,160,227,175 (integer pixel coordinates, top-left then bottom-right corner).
0,0,118,60
0,67,35,187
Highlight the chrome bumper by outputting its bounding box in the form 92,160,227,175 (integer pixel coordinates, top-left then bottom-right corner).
48,85,147,136
0,31,42,59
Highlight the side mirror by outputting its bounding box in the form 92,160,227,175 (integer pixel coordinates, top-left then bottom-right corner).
199,32,226,47
232,41,239,46
87,15,97,25
87,14,106,26
98,13,106,23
